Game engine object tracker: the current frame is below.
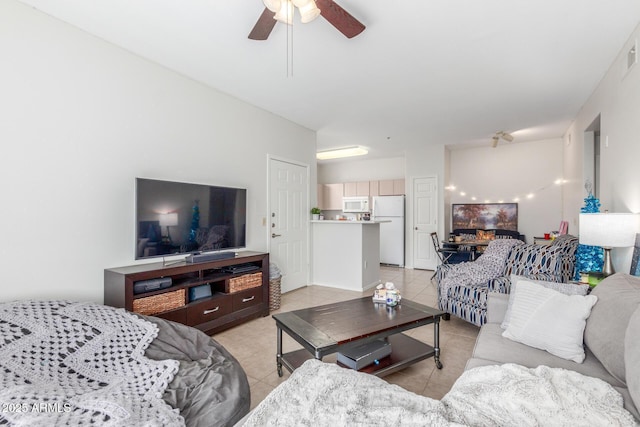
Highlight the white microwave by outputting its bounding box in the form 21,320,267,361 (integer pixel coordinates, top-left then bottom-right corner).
343,196,370,213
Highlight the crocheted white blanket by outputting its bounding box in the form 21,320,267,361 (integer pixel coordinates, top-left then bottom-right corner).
0,301,184,426
244,360,638,426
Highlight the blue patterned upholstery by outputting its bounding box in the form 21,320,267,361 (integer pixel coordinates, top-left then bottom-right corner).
436,235,578,326
549,234,580,283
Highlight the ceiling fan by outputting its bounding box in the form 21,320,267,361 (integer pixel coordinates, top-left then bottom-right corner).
248,0,365,40
491,131,514,148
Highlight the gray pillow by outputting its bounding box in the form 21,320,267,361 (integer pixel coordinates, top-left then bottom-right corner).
625,307,640,418
501,274,590,329
585,273,640,384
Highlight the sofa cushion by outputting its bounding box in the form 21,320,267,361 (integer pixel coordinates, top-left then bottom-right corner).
625,306,640,417
471,324,626,387
502,282,597,363
584,273,640,384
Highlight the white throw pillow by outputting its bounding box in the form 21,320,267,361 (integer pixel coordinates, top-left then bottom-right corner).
501,275,590,329
502,281,598,363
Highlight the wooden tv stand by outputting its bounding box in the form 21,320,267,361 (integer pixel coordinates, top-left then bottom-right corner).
104,251,270,335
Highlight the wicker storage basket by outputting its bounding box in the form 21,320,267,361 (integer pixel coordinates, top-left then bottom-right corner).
132,289,185,315
227,272,263,293
269,277,281,311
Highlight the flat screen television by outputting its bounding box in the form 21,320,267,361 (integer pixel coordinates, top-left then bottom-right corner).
135,178,247,260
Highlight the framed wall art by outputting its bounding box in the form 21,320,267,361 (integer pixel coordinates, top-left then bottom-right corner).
452,203,518,231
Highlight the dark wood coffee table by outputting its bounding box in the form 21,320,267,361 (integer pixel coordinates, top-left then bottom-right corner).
273,296,445,377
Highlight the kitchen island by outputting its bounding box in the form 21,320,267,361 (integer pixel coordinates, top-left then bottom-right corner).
311,220,386,291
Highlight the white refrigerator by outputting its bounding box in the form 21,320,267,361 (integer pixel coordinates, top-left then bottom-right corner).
372,195,405,267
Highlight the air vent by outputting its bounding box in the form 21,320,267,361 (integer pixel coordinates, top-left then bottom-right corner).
627,40,637,72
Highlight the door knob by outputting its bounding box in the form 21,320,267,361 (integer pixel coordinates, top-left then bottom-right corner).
271,233,282,238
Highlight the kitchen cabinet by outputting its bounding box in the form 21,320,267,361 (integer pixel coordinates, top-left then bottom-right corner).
393,179,405,195
319,183,344,210
370,180,379,197
318,179,404,210
344,182,357,197
379,180,394,196
317,184,325,209
378,179,405,196
344,181,371,196
356,181,370,196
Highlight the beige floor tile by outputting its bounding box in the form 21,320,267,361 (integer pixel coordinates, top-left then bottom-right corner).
213,266,479,409
248,381,275,411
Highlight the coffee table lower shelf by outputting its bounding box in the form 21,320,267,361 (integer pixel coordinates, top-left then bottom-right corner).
279,333,436,378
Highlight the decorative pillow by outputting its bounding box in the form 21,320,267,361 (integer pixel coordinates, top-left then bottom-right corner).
501,275,590,329
502,281,598,363
625,307,640,416
584,273,640,384
476,230,495,241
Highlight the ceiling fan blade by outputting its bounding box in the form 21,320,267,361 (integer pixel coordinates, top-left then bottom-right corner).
248,7,277,40
315,0,365,38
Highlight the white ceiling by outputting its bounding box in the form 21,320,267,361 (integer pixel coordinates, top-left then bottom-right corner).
19,0,640,159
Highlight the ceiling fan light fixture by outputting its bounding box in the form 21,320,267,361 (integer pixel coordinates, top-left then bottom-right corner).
298,1,321,23
274,0,294,25
317,145,368,160
499,131,514,142
491,136,499,148
263,0,282,13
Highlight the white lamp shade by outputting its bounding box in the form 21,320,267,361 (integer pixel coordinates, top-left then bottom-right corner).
159,213,179,227
263,0,282,13
274,0,294,25
298,1,321,23
579,213,640,248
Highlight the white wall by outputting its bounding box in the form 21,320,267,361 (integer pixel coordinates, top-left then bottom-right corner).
317,156,405,183
447,139,565,243
563,22,640,273
405,145,446,269
0,0,316,303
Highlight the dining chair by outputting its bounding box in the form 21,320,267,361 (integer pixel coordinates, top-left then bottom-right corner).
430,232,457,278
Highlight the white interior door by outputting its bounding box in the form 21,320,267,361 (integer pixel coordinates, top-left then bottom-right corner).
413,176,438,270
269,158,308,293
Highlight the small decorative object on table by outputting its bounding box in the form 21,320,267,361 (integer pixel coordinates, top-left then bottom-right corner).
373,282,401,306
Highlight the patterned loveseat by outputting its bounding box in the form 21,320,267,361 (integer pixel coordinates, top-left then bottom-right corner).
435,235,579,326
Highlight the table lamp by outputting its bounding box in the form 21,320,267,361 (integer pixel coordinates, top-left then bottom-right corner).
159,213,179,244
579,212,640,276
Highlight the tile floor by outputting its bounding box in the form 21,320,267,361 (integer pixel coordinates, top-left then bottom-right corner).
214,266,480,410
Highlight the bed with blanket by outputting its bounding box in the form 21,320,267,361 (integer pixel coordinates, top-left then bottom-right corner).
238,359,637,426
0,300,249,426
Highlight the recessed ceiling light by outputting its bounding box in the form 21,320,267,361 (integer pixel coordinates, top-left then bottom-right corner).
316,145,368,160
